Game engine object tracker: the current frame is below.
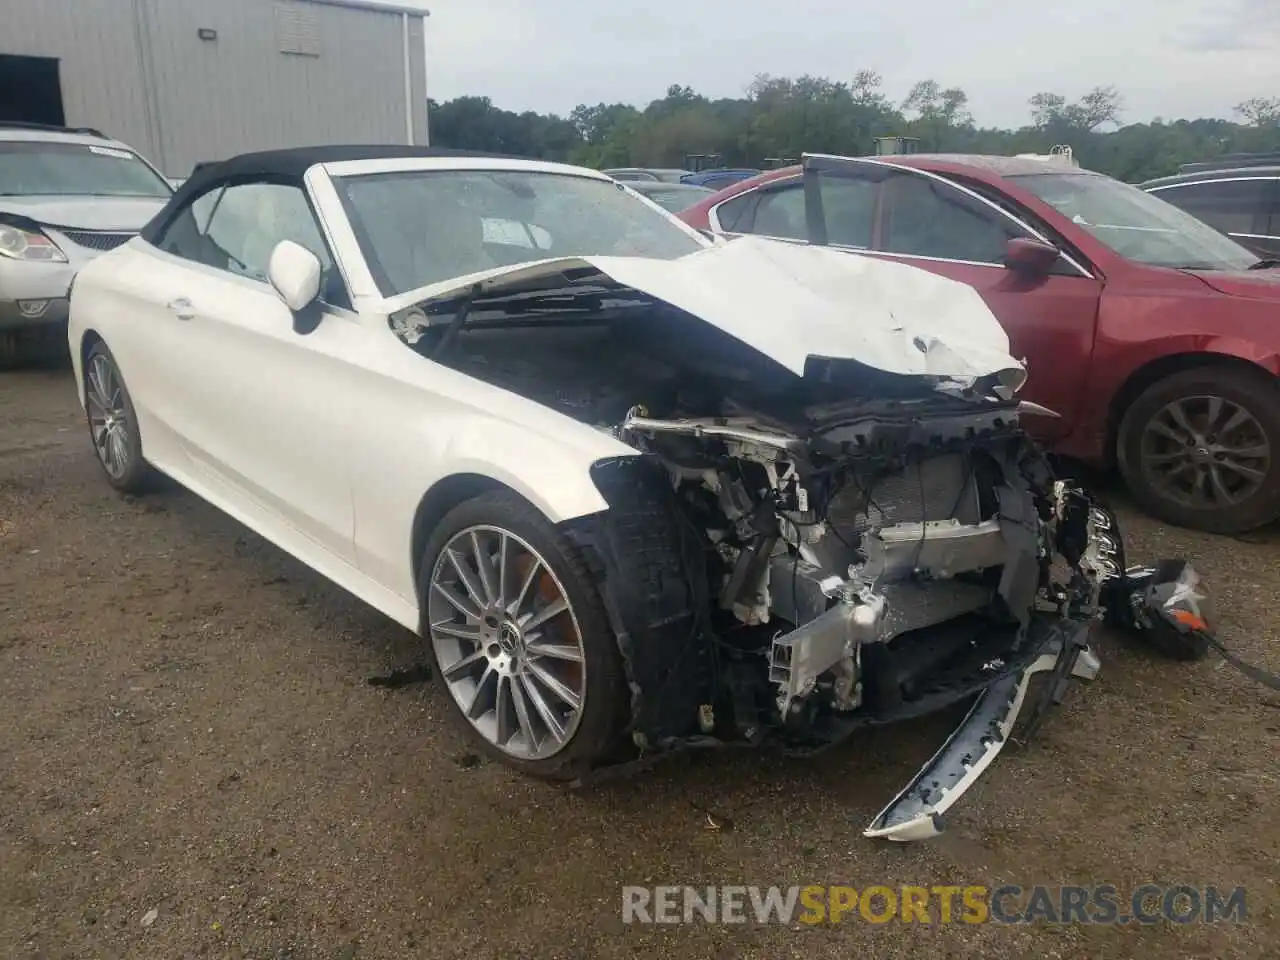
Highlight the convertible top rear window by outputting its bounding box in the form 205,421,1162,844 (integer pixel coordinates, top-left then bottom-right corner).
332,169,705,297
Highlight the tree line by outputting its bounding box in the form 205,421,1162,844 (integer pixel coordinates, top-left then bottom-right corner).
428,77,1280,183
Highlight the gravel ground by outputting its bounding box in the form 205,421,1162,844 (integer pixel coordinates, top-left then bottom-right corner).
2,366,1278,960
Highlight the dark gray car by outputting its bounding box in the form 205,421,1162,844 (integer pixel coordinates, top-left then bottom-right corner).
602,167,694,184
1141,158,1280,261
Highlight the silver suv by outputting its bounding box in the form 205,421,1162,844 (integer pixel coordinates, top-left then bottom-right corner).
1,122,173,366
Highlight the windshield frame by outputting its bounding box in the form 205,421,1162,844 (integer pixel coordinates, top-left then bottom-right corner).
0,139,174,199
320,159,711,300
1007,171,1261,272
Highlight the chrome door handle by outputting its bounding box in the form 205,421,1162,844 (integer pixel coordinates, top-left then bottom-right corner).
167,297,195,320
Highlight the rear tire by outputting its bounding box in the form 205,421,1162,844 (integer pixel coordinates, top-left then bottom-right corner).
83,340,154,494
418,489,626,779
1117,366,1280,534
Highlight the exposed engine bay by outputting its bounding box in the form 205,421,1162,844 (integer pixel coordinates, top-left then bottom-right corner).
396,282,1216,841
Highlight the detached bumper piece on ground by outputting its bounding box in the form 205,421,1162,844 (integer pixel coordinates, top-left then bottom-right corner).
863,556,1218,841
864,617,1096,841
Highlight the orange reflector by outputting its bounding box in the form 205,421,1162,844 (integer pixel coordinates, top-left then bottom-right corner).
1170,608,1208,632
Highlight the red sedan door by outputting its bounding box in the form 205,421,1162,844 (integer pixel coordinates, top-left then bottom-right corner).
867,167,1105,437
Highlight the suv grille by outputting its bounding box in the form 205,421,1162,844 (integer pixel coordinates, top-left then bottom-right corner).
61,230,136,252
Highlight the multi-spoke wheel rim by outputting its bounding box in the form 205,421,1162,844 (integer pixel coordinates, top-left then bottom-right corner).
427,526,587,760
86,353,131,480
1139,394,1271,510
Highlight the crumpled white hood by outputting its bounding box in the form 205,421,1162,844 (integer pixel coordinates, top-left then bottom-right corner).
392,235,1026,390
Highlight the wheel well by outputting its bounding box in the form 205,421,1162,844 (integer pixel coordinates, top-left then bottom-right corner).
1105,352,1274,466
79,329,103,370
409,473,507,593
76,330,104,400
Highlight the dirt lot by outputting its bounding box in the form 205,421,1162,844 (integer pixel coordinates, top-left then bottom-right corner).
2,366,1278,960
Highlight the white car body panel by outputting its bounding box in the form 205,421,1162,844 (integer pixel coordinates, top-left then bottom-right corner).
69,153,1023,638
70,253,637,631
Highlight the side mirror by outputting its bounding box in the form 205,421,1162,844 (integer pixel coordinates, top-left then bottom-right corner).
1004,237,1061,276
267,240,322,325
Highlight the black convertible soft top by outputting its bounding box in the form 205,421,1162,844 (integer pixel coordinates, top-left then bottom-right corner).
139,144,525,244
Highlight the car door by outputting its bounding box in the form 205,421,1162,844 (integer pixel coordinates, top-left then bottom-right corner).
868,167,1104,436
99,186,227,471
1145,177,1278,259
141,179,365,563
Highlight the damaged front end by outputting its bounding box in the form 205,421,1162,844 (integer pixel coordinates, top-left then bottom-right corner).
398,237,1218,841
568,394,1159,841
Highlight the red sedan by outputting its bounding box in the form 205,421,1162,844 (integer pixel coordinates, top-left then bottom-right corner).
680,153,1280,534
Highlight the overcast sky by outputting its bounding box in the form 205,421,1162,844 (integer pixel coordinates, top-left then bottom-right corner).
382,0,1278,128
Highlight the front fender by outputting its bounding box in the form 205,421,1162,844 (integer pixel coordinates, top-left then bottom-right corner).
67,292,88,410
349,399,639,609
439,425,631,524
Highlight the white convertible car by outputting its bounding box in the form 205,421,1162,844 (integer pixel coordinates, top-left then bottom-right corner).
68,146,1213,841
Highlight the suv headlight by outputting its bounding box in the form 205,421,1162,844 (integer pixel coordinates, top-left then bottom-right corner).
0,223,68,263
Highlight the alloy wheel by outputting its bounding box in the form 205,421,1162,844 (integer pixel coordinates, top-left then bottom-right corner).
427,526,588,760
1139,394,1270,510
86,352,132,480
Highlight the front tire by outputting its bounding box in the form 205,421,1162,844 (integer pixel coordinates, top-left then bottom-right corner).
83,340,153,494
1117,366,1280,534
418,490,626,779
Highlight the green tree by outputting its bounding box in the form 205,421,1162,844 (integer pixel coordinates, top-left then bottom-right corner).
568,102,641,166
1234,97,1280,128
426,79,1280,183
1029,86,1123,134
901,79,972,149
744,73,900,160
430,96,579,159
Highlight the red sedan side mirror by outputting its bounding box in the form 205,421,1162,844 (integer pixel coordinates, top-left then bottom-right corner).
1004,237,1061,275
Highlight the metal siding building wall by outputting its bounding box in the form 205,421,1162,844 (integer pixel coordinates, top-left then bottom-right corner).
0,0,156,154
0,0,429,176
406,13,428,147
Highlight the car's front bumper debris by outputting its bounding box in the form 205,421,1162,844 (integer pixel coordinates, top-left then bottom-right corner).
863,618,1096,841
